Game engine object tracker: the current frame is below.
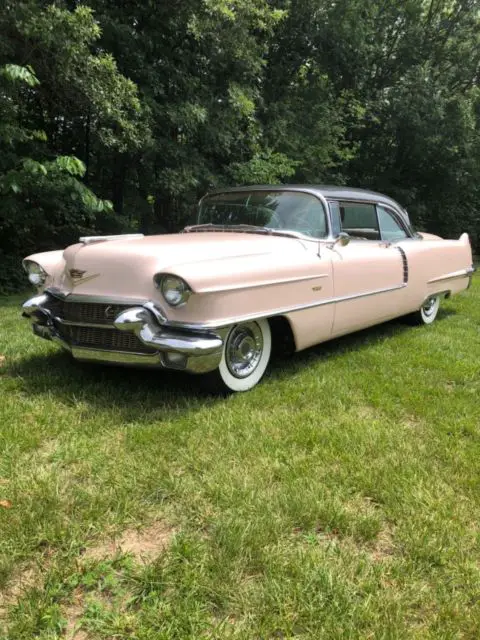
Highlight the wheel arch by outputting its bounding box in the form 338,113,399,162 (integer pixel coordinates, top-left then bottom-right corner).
268,315,296,356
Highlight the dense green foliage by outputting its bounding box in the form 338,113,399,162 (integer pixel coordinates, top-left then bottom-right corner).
1,1,479,291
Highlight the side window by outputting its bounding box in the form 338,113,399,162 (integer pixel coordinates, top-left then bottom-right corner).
329,201,342,236
340,203,380,240
377,205,408,241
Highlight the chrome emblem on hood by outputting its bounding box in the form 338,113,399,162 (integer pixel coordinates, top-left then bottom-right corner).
69,269,86,279
68,269,100,287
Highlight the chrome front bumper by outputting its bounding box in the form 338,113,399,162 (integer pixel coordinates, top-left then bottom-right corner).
22,293,224,374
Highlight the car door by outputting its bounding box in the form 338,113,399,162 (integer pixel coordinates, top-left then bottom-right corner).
327,200,410,337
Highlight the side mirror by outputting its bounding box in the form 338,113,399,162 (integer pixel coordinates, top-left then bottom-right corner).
335,232,350,247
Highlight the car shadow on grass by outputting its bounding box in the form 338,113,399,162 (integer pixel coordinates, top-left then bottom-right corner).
269,306,457,376
9,349,210,409
8,307,457,419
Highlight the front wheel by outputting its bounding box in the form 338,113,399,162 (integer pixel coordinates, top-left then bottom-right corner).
201,319,272,393
406,294,441,325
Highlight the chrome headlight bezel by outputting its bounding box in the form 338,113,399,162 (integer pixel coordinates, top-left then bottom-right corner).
154,273,191,307
22,260,48,287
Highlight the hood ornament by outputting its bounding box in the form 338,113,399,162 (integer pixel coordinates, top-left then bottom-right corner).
68,269,100,287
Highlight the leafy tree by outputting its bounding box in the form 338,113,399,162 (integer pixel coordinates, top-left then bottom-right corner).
0,2,149,292
87,0,292,230
263,0,480,245
1,0,479,295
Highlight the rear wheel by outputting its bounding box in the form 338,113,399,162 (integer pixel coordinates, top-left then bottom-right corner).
201,319,272,393
406,294,441,325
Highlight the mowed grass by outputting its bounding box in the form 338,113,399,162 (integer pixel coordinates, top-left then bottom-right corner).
0,277,479,639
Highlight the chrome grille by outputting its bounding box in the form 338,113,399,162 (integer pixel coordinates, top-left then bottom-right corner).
46,298,132,325
46,297,156,354
59,325,156,353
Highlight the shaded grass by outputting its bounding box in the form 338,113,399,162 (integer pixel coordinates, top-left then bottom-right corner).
1,278,480,638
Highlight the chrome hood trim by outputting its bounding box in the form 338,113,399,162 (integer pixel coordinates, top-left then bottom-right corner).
79,233,145,245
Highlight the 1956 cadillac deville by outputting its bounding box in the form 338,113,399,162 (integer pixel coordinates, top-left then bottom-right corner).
22,185,475,392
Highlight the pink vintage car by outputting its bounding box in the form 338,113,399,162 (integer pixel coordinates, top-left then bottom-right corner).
22,186,475,392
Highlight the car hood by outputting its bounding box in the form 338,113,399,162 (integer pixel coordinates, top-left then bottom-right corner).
49,232,315,300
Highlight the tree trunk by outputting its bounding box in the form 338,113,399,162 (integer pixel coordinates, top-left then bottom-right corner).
84,112,91,185
112,154,127,215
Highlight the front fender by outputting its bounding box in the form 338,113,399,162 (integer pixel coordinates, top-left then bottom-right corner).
163,248,321,295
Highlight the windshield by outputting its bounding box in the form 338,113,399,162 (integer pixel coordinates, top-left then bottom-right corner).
197,190,328,238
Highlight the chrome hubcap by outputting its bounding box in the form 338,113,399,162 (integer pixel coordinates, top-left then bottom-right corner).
422,296,438,317
226,322,263,378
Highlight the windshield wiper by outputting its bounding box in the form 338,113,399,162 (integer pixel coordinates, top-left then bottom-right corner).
230,225,305,239
184,223,267,233
184,223,303,239
183,223,225,231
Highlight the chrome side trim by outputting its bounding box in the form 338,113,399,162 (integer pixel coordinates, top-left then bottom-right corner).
165,283,408,330
198,273,330,294
427,268,474,284
37,282,407,333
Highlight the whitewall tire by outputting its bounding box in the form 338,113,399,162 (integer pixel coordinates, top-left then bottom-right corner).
420,295,441,324
407,295,441,325
201,319,272,393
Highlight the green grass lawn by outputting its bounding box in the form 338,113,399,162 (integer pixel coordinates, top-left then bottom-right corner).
1,277,479,639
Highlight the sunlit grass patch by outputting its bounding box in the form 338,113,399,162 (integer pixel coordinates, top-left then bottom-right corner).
1,279,480,638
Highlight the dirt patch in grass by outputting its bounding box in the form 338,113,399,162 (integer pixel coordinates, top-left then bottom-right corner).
1,521,174,634
292,517,396,563
63,521,175,638
403,415,424,429
0,566,40,620
83,521,175,564
355,405,380,420
63,588,89,640
369,525,396,562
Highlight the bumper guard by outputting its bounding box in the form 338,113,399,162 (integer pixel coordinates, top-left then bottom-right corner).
22,293,224,374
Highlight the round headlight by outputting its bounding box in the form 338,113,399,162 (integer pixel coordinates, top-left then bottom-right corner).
155,274,191,307
23,260,47,286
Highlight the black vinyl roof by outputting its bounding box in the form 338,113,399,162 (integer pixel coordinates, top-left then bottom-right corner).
207,184,406,213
